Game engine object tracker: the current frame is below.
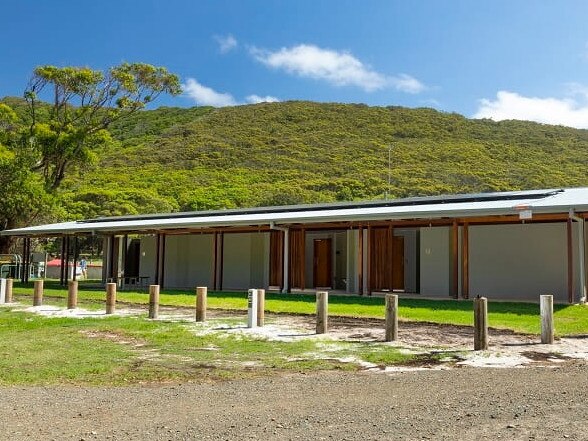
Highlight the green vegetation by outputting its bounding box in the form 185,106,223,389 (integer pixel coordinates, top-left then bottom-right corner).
0,308,416,386
4,98,588,221
13,281,588,335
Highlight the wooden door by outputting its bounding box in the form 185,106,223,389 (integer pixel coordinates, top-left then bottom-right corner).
313,238,332,288
392,236,404,290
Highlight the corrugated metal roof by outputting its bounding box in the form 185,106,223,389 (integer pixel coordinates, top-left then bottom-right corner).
4,187,588,236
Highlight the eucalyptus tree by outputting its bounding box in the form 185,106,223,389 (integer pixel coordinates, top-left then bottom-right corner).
0,63,181,251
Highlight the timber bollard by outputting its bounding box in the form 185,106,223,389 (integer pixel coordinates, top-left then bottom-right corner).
247,289,258,328
67,280,78,309
33,279,44,306
474,296,488,350
540,295,554,344
5,278,13,303
196,286,207,322
106,283,117,314
385,294,398,342
257,288,265,327
149,285,160,319
316,291,328,334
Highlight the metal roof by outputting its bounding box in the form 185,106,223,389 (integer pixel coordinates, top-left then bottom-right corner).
4,187,588,237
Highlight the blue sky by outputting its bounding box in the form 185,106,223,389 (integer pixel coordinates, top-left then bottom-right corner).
2,0,588,127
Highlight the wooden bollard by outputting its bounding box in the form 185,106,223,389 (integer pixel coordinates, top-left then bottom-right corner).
67,280,78,309
105,283,117,314
474,296,488,350
196,286,207,322
148,285,160,319
33,279,44,306
385,294,398,342
540,294,554,344
257,288,265,327
316,291,328,334
5,278,13,303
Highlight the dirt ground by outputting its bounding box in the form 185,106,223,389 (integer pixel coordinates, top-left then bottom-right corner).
3,304,588,440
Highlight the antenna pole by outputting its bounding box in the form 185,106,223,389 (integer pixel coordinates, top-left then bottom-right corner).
387,145,392,200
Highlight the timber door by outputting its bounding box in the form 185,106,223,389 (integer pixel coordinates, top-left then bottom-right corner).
392,236,404,290
313,238,332,288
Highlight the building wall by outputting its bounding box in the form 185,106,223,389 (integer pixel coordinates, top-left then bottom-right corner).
139,235,157,284
419,226,451,297
469,223,570,302
164,234,214,288
222,232,268,290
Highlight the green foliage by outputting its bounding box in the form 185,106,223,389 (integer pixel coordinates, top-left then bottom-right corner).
55,100,588,219
0,63,180,239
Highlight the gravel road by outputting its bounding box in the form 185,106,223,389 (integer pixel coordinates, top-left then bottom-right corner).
2,363,587,441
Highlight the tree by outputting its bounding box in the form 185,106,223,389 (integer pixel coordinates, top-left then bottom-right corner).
0,63,181,252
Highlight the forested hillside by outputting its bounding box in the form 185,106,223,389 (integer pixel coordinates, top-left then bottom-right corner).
6,98,588,220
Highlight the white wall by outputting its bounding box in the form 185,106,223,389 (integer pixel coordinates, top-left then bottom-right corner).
419,226,451,297
164,234,214,289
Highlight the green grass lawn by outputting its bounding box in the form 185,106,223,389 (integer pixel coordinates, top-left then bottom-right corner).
11,280,588,336
0,307,417,386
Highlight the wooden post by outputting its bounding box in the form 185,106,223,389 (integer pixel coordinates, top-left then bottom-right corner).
540,294,554,344
385,294,398,342
148,285,160,319
67,280,78,309
33,279,43,306
256,288,265,327
316,291,328,334
5,278,13,303
106,282,117,314
196,286,207,322
474,296,488,350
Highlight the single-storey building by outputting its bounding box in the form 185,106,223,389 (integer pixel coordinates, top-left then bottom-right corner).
4,187,588,303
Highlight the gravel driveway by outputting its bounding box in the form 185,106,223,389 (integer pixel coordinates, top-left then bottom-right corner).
2,363,587,441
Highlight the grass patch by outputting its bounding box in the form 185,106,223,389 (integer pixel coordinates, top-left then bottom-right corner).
0,307,413,386
12,281,588,335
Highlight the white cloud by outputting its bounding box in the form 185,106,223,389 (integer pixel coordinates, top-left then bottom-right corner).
246,94,280,104
183,78,237,107
250,44,424,93
393,73,426,94
474,90,588,129
183,78,280,107
214,34,238,54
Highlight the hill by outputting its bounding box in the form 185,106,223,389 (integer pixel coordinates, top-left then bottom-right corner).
6,98,588,219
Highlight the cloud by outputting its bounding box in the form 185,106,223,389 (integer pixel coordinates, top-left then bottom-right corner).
214,34,238,54
474,90,588,129
183,78,237,107
183,78,279,107
246,94,280,104
250,44,424,93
